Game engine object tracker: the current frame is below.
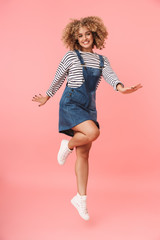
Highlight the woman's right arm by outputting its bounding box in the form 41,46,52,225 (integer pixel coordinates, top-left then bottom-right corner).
46,52,71,97
32,51,72,106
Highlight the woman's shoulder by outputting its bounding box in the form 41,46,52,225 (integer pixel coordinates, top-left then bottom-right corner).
61,50,77,62
63,50,77,57
97,52,109,60
99,54,110,66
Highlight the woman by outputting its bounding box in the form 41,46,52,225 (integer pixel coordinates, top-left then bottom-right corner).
32,16,142,221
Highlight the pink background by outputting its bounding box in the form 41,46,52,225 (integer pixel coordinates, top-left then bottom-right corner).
0,0,160,239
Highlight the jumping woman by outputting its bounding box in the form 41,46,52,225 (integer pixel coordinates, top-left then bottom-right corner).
32,16,142,221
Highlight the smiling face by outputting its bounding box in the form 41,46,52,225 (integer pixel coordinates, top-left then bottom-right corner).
77,26,94,52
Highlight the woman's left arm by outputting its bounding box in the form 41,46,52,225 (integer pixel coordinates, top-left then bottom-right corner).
102,56,143,93
116,83,143,94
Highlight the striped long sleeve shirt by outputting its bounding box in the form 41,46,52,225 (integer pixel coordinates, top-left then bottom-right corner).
46,50,124,97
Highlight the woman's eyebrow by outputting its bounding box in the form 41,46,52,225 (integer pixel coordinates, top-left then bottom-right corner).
78,31,91,35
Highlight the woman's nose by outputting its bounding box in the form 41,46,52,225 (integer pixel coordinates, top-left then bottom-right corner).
82,35,87,41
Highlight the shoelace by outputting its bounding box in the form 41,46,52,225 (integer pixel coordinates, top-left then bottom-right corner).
62,148,71,160
78,199,88,214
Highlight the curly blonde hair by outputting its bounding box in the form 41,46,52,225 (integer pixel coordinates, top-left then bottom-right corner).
61,16,108,50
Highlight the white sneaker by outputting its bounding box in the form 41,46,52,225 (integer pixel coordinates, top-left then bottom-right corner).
57,140,72,165
71,193,90,221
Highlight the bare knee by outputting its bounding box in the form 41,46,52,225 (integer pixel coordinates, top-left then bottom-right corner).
78,150,90,160
76,143,92,160
71,120,100,144
87,128,100,142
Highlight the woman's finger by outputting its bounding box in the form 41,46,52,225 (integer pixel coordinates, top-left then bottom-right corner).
32,95,38,99
39,103,44,107
32,96,41,102
32,98,38,102
131,84,143,89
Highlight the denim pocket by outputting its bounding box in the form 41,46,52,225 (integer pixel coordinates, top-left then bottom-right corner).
71,88,89,106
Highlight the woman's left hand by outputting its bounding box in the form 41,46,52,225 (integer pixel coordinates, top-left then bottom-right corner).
117,83,143,94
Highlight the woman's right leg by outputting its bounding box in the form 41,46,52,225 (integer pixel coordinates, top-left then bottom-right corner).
57,120,99,165
68,120,100,150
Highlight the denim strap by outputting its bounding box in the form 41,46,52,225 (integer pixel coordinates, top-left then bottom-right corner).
99,55,104,69
74,50,85,65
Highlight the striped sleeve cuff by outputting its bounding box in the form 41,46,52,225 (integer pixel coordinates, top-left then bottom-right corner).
46,90,54,97
114,82,124,91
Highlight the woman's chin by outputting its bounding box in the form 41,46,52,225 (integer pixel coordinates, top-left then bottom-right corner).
81,46,93,52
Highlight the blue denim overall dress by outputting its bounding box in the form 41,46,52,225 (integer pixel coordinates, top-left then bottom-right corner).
59,50,104,137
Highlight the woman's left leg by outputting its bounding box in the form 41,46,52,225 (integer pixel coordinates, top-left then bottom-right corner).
71,140,92,220
75,141,92,195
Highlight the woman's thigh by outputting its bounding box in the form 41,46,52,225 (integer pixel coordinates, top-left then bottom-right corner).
72,120,100,137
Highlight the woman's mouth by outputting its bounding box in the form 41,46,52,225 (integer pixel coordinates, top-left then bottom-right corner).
83,41,90,45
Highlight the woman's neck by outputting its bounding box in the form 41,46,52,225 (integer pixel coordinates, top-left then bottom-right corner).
80,47,93,53
80,49,94,53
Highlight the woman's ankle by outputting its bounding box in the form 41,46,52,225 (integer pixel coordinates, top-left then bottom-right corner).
77,192,87,197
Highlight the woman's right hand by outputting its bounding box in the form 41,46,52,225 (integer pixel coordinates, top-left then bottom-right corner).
32,94,50,107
